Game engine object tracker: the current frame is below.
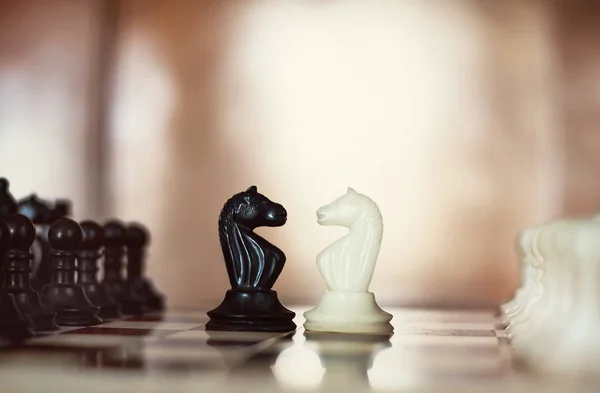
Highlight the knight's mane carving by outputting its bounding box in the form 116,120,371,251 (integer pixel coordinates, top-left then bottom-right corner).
218,190,250,288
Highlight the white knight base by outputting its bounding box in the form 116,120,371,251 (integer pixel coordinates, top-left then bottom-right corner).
303,291,393,334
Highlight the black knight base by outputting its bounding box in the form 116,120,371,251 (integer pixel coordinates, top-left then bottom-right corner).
206,186,296,332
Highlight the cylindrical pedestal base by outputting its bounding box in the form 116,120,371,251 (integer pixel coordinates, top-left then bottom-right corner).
207,290,296,332
304,291,393,334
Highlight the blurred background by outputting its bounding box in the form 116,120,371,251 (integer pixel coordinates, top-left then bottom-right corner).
0,0,598,309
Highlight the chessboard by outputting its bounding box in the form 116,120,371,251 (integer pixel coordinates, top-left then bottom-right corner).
0,306,595,393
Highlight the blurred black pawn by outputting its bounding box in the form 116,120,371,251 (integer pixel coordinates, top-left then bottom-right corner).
2,214,58,331
0,219,34,341
0,178,17,281
40,218,102,326
77,220,122,320
101,220,146,315
18,194,54,293
127,223,164,312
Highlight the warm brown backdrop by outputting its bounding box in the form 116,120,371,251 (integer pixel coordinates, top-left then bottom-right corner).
1,0,599,309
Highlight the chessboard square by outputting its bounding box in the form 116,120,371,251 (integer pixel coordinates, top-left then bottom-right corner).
100,321,203,330
139,345,241,366
165,309,211,318
125,310,210,323
28,333,137,347
376,347,506,375
395,327,496,337
165,329,287,349
391,334,500,347
402,322,494,331
66,327,171,337
161,330,211,343
392,309,497,324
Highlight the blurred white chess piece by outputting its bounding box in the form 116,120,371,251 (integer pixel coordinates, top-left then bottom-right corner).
512,221,576,357
501,228,535,318
529,220,600,375
504,227,543,335
304,188,392,334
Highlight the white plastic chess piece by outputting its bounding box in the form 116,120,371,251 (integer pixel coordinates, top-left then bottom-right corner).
501,228,535,318
505,227,543,337
532,220,600,375
512,220,576,358
303,188,393,334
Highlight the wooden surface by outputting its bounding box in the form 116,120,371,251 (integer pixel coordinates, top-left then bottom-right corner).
0,307,596,393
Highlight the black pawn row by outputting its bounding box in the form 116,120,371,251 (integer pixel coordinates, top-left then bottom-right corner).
78,221,122,320
41,217,102,327
0,214,164,342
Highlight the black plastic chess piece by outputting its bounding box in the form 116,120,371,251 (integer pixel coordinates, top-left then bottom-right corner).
0,178,17,278
51,199,71,220
101,220,147,315
206,186,296,332
1,214,58,331
18,194,54,293
0,178,17,219
0,219,34,341
77,220,122,321
40,217,102,326
126,223,165,312
17,194,53,224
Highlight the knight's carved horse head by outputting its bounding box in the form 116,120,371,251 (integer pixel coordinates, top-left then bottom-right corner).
316,187,369,228
218,186,287,289
231,186,287,229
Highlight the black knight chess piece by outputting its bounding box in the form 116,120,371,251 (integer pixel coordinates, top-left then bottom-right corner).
126,223,165,312
206,186,296,332
101,220,147,315
77,220,122,321
17,194,53,224
1,214,58,331
40,218,102,326
0,219,34,341
18,194,54,293
0,178,17,219
51,199,71,221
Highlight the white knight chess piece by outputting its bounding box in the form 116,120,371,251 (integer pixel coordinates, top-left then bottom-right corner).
303,188,393,334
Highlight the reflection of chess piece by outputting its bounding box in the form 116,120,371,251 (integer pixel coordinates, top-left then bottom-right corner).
305,332,391,388
304,188,392,334
206,329,294,379
207,186,296,332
